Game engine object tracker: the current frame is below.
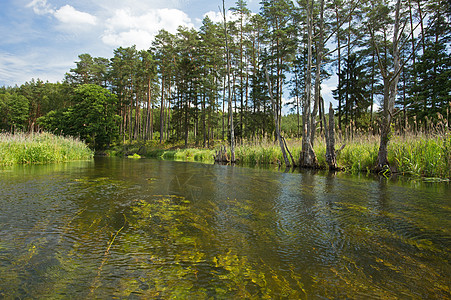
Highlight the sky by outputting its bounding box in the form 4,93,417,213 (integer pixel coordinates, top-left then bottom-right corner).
0,0,260,86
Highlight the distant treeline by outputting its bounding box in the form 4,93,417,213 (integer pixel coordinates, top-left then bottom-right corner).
1,0,449,153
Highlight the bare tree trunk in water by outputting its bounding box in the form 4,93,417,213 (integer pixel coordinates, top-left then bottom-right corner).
322,101,338,170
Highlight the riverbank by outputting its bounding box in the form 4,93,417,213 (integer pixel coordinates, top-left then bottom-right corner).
113,133,451,179
229,133,450,179
0,132,94,165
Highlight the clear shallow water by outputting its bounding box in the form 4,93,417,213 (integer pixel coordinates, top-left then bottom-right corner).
0,157,450,298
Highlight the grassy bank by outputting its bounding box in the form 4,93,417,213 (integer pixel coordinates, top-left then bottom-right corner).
107,140,216,163
0,132,93,165
233,133,450,179
132,148,215,163
109,133,450,179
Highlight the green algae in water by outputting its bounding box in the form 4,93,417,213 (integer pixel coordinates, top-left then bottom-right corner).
0,158,449,298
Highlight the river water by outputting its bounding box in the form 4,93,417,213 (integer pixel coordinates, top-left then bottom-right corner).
0,157,449,298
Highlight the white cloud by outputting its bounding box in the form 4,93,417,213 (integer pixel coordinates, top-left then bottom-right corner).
0,52,28,85
102,8,193,49
0,51,69,85
203,10,240,24
321,82,334,97
26,0,54,15
27,1,97,29
54,5,97,25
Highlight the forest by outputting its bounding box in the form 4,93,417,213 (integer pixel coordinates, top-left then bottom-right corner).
0,0,450,171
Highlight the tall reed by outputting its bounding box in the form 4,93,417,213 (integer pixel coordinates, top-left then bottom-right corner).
335,134,379,173
227,132,450,178
0,132,93,165
389,133,451,178
111,131,451,179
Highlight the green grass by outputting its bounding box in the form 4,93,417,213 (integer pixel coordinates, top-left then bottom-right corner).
224,133,451,179
388,133,451,178
0,132,93,165
160,148,215,163
107,132,451,179
107,139,216,163
125,147,215,163
336,135,379,173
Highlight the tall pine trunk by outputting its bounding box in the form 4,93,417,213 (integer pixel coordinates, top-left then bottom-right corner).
265,68,290,168
160,77,165,143
223,0,235,162
310,0,325,149
335,4,342,132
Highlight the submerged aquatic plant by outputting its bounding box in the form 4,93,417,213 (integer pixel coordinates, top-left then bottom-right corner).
0,169,449,298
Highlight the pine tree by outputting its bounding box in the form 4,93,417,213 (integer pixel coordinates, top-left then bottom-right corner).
412,1,451,127
333,53,371,131
110,46,139,141
153,30,177,143
260,0,296,130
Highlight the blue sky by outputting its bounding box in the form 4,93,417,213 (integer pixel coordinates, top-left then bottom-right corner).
0,0,260,87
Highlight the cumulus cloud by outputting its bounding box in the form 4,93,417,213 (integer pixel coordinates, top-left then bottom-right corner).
25,1,196,49
54,5,97,25
102,8,193,49
27,0,97,27
321,82,335,97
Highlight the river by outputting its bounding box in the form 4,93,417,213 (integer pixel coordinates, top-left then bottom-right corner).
0,157,450,298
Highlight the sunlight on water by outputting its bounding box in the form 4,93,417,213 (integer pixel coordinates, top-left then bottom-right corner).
0,158,450,298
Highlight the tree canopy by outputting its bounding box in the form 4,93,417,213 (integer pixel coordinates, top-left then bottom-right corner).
38,84,119,150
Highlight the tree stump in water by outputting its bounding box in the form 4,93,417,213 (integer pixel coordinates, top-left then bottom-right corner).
214,146,230,164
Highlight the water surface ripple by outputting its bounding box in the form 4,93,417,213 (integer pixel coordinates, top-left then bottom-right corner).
0,158,449,298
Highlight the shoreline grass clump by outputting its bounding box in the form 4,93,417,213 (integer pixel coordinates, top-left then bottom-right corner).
225,132,450,179
335,135,379,173
0,132,93,165
388,133,451,178
136,147,215,163
169,148,215,163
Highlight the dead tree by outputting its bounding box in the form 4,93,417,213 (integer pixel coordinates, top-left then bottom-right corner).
265,68,292,168
322,101,339,170
300,0,318,168
368,0,402,172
